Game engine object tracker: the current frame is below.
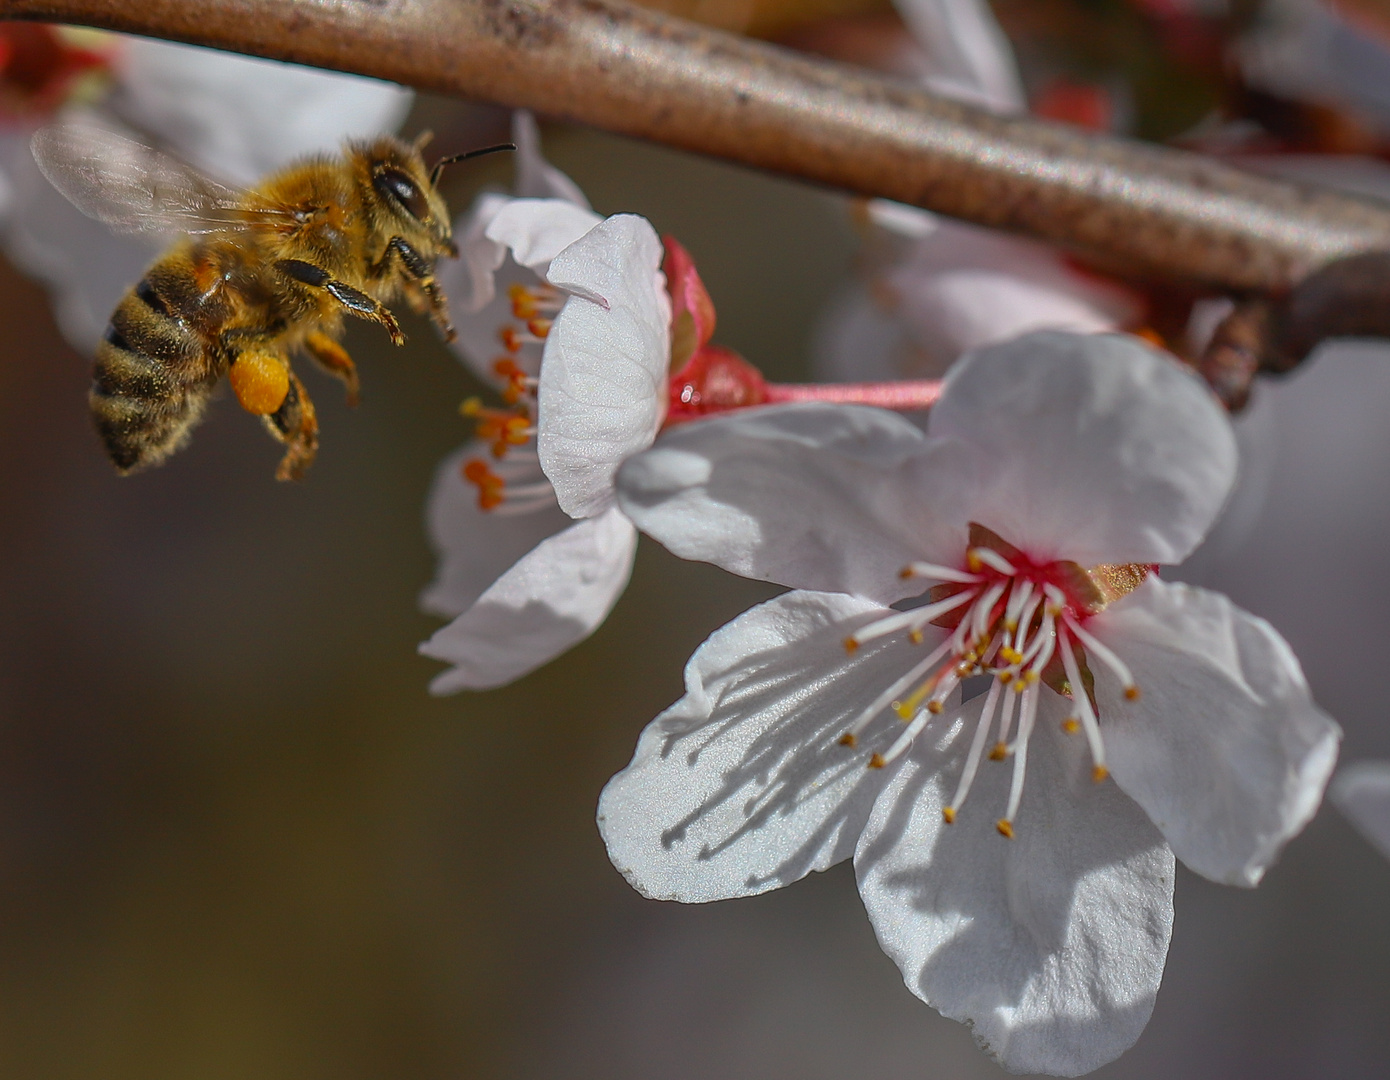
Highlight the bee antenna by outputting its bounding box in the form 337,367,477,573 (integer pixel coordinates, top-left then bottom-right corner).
430,142,516,187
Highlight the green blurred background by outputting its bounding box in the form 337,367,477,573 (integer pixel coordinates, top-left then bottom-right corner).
2,100,1390,1080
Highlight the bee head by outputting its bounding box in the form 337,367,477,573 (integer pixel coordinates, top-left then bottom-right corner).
358,137,457,257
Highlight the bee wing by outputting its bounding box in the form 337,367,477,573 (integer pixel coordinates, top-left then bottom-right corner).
31,123,284,236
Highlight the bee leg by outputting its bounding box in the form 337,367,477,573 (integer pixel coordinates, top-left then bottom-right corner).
262,369,319,482
303,330,360,407
275,258,406,346
374,237,456,343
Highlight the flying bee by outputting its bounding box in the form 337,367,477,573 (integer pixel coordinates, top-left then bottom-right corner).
32,121,509,479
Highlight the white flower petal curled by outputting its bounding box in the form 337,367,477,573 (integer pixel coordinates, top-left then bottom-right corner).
114,37,413,184
511,109,591,206
1094,578,1340,887
1331,761,1390,860
931,332,1238,567
420,441,573,619
617,402,979,605
420,507,636,693
538,213,671,519
856,695,1173,1077
599,591,907,902
486,198,606,279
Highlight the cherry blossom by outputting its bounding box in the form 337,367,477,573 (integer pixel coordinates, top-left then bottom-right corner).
599,330,1339,1075
813,0,1142,386
419,122,670,691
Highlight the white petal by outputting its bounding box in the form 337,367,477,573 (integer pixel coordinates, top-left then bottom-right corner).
439,191,514,317
892,0,1025,112
537,214,671,518
511,110,591,206
617,403,978,604
419,442,572,618
420,508,636,692
856,697,1173,1077
0,123,155,351
1331,761,1390,861
1093,577,1341,887
889,220,1139,366
930,330,1238,566
114,38,412,185
485,197,603,277
599,591,934,902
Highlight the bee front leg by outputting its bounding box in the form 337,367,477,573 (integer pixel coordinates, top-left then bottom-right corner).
275,259,405,346
303,331,360,407
374,237,455,343
263,369,319,482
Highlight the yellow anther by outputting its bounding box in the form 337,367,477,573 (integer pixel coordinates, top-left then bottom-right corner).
843,637,859,654
1062,717,1081,734
996,819,1015,839
1125,685,1141,701
868,753,886,769
1092,764,1110,783
942,806,956,825
1004,619,1018,634
460,396,484,417
908,628,924,645
1024,669,1040,685
998,671,1013,685
1013,679,1027,694
927,700,944,715
989,742,1008,761
895,676,939,719
1046,603,1063,617
508,281,540,319
899,565,915,579
838,732,857,748
966,550,982,572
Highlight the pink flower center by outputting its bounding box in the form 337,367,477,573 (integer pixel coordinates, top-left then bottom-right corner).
840,523,1148,837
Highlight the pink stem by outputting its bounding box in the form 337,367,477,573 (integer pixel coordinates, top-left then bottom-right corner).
764,380,943,411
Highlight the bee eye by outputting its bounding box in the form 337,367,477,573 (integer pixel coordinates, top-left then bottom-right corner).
373,166,430,221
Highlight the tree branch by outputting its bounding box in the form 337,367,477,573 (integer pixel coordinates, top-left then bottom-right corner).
5,0,1390,296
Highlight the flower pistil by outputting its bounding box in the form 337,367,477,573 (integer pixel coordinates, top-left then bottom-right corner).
841,522,1149,837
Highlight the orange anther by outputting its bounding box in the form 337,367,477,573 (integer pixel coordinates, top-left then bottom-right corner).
868,753,886,769
462,458,505,510
942,807,956,825
1124,685,1141,701
838,732,857,748
996,819,1015,839
988,742,1008,761
1092,765,1110,783
491,357,530,404
843,637,859,653
499,326,523,353
509,282,540,320
527,317,552,339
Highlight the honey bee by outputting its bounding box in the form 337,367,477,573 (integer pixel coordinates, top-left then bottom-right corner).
32,121,508,479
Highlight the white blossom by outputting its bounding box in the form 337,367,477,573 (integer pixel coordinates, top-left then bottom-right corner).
600,331,1339,1075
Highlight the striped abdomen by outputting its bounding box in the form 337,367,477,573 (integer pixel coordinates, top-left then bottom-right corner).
90,256,224,474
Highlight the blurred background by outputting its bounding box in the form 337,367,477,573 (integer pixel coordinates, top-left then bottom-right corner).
4,1,1390,1078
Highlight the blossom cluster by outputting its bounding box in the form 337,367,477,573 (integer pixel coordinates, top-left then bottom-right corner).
8,1,1390,1075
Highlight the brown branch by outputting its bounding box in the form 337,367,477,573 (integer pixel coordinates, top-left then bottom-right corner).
5,0,1390,295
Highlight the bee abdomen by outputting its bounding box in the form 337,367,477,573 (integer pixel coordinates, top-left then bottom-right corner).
90,270,220,474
